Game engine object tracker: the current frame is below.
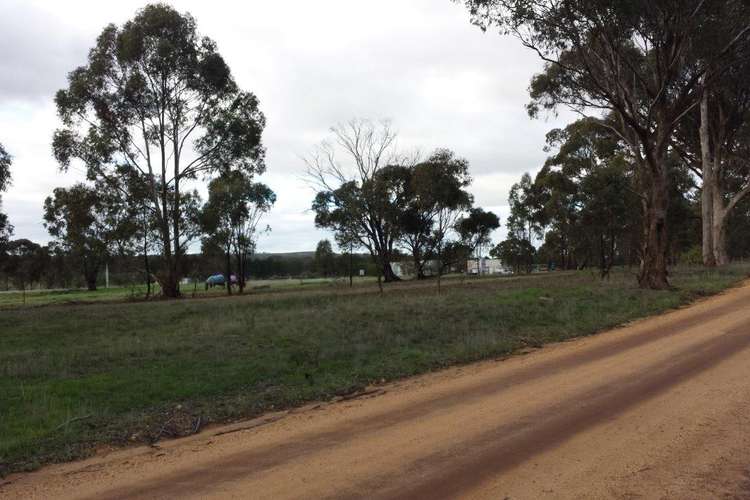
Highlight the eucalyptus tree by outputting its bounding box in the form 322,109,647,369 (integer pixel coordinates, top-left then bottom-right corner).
461,0,750,288
491,236,535,274
456,208,500,274
43,182,138,291
507,172,543,245
314,239,336,277
121,169,160,296
534,118,640,271
3,239,46,297
307,119,410,282
230,179,275,293
398,149,473,279
675,56,750,266
52,4,266,297
201,171,275,294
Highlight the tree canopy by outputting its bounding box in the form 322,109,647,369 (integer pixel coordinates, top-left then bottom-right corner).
456,208,500,260
43,182,138,290
307,119,409,282
201,170,275,293
398,149,473,278
314,239,336,277
461,0,750,288
52,3,266,296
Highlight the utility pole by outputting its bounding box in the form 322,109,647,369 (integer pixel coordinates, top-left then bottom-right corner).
349,240,353,287
105,263,110,289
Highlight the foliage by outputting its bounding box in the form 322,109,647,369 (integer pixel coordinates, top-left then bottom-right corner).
674,51,750,266
2,239,47,293
0,143,9,194
314,239,336,277
491,236,535,274
43,182,138,290
201,171,275,293
533,118,641,273
456,208,500,260
506,172,542,243
307,119,409,282
0,142,12,248
500,118,701,275
52,3,266,297
461,0,750,288
398,149,473,278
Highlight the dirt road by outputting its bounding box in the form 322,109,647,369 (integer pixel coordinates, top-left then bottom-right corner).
5,282,750,499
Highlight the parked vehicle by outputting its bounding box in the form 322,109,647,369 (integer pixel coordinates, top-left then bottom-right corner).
205,274,239,290
205,274,226,289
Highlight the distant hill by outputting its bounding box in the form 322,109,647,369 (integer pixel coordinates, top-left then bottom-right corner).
252,251,316,260
252,251,371,260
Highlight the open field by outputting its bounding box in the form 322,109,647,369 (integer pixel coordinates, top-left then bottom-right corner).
0,276,379,309
1,265,748,475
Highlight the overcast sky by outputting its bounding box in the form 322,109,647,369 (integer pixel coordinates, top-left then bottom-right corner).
0,0,572,253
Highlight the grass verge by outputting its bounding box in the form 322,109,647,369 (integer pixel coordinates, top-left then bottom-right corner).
1,265,747,475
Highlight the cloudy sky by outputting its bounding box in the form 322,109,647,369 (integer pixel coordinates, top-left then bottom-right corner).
0,0,572,253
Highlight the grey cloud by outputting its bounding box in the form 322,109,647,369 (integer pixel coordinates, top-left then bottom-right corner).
0,0,574,253
0,2,91,104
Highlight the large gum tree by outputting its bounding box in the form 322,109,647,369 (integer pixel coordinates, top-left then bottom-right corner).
53,3,266,297
461,0,750,289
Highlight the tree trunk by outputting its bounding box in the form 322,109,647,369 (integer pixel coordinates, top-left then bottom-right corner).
436,257,442,293
699,88,717,267
238,252,246,294
712,208,730,266
158,223,179,298
144,256,151,298
701,183,716,267
84,264,98,291
381,259,399,282
225,245,232,296
376,262,384,294
172,179,181,297
638,169,670,290
373,235,399,283
143,231,151,298
412,247,427,280
376,247,399,282
160,269,179,298
157,179,179,298
82,257,98,291
349,242,353,287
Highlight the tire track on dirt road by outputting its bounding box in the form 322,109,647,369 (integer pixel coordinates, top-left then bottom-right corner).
363,321,750,499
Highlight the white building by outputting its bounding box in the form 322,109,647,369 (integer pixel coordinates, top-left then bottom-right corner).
466,258,510,275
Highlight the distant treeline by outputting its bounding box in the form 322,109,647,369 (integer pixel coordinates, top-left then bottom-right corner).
0,246,378,291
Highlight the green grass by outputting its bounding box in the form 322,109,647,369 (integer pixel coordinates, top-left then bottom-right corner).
0,276,378,309
0,265,747,474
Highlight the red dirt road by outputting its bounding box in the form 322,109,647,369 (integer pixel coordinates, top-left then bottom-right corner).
4,283,750,499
